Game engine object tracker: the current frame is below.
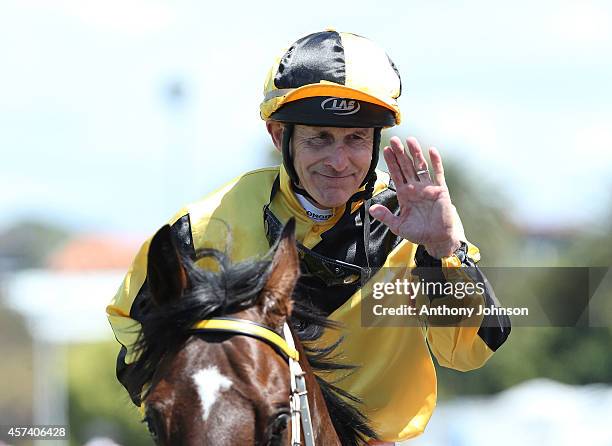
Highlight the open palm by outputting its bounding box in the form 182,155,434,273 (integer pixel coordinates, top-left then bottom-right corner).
369,136,464,259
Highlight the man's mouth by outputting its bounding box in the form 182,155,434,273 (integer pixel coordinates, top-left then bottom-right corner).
317,173,354,179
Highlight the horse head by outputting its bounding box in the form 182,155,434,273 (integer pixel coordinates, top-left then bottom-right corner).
132,220,356,445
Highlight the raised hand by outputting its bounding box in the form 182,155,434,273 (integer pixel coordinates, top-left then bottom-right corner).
369,136,465,259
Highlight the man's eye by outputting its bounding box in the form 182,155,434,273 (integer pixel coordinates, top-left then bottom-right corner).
348,134,366,141
308,136,330,146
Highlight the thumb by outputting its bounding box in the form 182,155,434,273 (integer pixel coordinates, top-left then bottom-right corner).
369,204,399,232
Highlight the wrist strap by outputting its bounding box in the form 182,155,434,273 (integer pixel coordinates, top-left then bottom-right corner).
414,241,468,267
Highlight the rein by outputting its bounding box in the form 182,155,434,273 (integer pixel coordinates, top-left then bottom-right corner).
192,317,315,446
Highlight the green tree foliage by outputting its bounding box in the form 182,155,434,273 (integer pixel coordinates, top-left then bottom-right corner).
0,220,69,270
378,135,522,266
423,152,612,399
67,342,150,446
0,303,33,425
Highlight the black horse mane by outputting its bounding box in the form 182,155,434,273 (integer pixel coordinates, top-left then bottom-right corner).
129,245,377,446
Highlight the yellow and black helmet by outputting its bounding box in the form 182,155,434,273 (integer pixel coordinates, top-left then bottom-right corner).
261,30,402,128
261,30,402,203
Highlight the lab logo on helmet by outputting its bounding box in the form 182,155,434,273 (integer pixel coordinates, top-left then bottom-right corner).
320,97,361,115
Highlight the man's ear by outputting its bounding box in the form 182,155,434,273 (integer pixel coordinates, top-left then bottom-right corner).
147,225,189,307
259,219,299,328
266,121,283,153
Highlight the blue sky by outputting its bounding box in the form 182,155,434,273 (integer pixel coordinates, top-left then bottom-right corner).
1,0,611,236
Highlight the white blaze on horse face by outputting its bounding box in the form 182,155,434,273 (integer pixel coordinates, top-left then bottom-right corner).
192,366,233,421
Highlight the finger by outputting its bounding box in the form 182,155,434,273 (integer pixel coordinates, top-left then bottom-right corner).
406,137,431,183
369,204,402,234
389,136,417,181
429,147,447,187
383,146,407,184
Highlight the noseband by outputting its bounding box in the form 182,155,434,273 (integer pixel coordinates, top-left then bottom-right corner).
191,318,315,446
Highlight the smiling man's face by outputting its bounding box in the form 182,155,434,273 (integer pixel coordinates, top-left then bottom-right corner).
290,125,374,209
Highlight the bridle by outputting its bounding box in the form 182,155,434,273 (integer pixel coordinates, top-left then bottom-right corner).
191,318,315,446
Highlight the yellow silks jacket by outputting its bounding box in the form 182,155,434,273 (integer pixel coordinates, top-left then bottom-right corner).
107,165,509,442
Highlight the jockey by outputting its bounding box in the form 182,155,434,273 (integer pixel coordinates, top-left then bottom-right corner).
107,30,511,443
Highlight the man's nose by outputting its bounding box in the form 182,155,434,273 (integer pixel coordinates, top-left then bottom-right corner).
325,144,350,172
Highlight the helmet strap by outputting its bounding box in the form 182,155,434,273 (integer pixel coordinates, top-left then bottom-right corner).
281,123,317,200
364,127,382,188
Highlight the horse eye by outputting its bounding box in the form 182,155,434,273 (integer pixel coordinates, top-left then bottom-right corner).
268,412,290,445
274,413,290,430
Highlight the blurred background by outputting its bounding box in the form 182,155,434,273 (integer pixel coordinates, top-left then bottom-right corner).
0,1,611,445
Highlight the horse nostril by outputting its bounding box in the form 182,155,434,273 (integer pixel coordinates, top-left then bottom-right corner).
142,406,166,444
142,415,158,439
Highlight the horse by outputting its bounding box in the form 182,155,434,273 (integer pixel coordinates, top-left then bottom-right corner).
125,219,378,445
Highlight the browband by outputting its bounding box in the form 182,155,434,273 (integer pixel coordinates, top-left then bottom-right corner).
191,317,299,361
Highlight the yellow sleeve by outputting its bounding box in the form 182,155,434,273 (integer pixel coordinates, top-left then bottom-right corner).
106,237,151,363
424,243,511,371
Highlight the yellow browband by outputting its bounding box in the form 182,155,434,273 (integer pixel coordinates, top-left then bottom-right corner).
192,318,300,361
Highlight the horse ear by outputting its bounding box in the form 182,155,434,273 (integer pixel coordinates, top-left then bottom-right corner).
147,225,189,307
260,218,299,327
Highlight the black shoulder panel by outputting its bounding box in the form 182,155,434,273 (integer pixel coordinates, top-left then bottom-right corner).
298,185,402,315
